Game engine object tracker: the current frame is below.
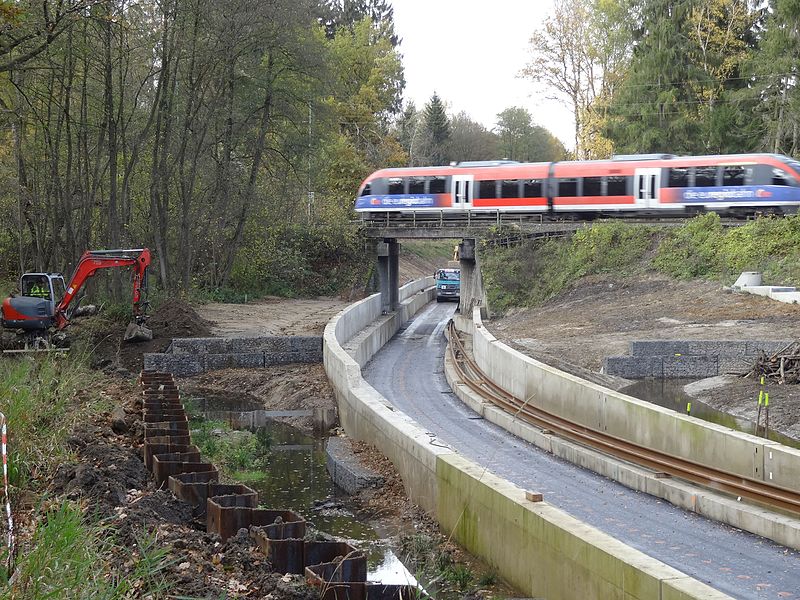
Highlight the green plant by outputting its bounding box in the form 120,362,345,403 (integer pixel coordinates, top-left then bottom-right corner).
6,501,114,599
478,569,498,586
191,420,271,473
114,531,177,598
482,214,800,314
482,221,657,312
0,354,109,487
443,564,474,591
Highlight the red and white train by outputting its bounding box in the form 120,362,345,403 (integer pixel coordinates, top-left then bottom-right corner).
354,153,800,220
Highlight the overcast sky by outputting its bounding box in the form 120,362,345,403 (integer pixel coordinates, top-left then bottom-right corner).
391,0,575,149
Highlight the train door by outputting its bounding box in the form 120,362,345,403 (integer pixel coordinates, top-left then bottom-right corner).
634,168,661,208
452,175,473,210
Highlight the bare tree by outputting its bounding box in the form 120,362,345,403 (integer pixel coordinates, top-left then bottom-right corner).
522,0,628,158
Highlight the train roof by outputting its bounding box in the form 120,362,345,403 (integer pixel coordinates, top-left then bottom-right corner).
361,153,800,184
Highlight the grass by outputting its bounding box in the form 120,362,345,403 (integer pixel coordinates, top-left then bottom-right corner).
0,353,178,597
190,419,272,473
6,501,114,598
399,533,502,597
482,214,800,313
4,502,177,599
0,353,111,489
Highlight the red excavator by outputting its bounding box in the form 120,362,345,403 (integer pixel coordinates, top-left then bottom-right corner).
1,248,153,351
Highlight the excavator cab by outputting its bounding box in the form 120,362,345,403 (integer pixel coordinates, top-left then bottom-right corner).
21,273,66,303
2,273,66,332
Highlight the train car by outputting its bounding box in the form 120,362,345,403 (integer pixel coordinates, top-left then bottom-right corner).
354,154,800,220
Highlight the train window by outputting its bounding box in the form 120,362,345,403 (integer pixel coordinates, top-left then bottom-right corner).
523,179,542,197
501,179,520,198
668,168,689,187
722,166,745,186
479,180,498,198
772,168,795,186
694,166,717,187
558,178,578,197
360,183,372,196
607,176,627,196
388,177,404,195
584,177,602,196
408,177,426,194
429,176,446,194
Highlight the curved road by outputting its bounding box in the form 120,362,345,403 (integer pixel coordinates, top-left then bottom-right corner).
362,301,800,599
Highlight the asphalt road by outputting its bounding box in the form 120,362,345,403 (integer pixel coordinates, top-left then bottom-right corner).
362,301,800,600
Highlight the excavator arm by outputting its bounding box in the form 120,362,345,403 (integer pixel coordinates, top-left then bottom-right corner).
55,248,151,330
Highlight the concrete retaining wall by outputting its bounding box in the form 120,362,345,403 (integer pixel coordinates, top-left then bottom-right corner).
144,335,322,376
437,455,726,600
606,340,792,378
322,280,730,599
462,309,800,495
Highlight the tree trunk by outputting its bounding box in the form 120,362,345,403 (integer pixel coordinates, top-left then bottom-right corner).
219,54,276,287
104,2,122,297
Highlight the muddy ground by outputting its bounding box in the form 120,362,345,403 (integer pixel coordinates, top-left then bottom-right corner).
489,273,800,440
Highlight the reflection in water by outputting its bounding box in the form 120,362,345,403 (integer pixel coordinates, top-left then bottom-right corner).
369,550,420,586
244,421,379,541
622,379,800,449
193,400,416,583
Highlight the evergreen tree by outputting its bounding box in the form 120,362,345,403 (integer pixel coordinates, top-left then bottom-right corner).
605,0,759,154
744,0,800,154
319,0,399,47
605,0,701,153
422,92,451,165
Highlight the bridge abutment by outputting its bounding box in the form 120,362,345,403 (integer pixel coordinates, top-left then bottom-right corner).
458,238,488,318
377,239,400,313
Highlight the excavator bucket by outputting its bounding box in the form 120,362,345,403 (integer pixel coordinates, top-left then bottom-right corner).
124,321,153,343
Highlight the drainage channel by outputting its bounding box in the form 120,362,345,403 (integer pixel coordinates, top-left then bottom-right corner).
141,371,419,600
622,378,800,450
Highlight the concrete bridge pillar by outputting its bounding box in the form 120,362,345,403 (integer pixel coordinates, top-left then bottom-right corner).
377,239,400,313
458,238,489,318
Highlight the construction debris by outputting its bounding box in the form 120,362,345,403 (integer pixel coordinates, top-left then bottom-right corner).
749,341,800,383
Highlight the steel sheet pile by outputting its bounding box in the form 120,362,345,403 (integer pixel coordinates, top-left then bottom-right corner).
140,370,416,600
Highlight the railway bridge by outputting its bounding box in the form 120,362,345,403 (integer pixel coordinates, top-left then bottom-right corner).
361,219,579,315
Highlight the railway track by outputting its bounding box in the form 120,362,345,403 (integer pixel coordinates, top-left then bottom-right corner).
446,321,800,517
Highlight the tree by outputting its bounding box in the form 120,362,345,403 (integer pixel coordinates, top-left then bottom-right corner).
319,0,400,47
495,107,565,162
522,0,626,157
448,112,499,162
420,92,450,165
604,0,759,154
744,0,800,154
0,0,102,73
